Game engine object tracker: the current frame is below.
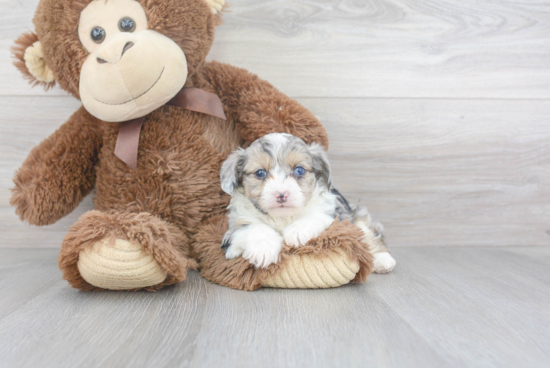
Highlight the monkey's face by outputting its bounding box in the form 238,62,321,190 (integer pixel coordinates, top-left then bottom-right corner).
13,0,224,122
78,0,187,122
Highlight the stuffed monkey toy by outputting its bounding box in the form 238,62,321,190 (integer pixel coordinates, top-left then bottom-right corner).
11,0,374,291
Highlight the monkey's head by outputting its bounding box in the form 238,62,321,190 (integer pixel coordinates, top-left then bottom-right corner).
12,0,225,122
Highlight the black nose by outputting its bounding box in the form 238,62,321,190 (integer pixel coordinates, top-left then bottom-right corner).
121,41,135,57
276,192,288,203
97,57,107,64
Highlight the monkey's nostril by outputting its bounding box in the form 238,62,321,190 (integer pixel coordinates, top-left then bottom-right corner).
96,42,134,64
121,41,135,57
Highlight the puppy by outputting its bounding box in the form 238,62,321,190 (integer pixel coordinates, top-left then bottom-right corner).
220,133,396,273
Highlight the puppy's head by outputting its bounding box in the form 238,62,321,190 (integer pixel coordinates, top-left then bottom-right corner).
221,133,332,217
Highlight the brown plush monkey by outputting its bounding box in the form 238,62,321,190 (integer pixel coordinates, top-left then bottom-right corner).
11,0,373,291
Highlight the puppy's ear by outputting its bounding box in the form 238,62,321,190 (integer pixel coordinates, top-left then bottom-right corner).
309,143,332,189
12,32,55,90
220,148,246,195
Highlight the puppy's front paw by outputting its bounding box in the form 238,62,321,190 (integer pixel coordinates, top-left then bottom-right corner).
283,222,321,247
373,252,396,274
243,238,282,268
224,244,243,260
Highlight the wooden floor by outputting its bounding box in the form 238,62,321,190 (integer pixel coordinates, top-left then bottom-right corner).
1,247,549,368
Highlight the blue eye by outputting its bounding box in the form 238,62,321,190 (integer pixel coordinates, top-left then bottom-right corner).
294,166,306,176
255,169,267,179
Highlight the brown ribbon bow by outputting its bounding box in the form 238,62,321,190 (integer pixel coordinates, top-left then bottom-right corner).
114,87,227,169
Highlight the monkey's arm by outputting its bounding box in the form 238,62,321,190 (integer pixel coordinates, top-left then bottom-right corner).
204,61,329,148
11,106,103,226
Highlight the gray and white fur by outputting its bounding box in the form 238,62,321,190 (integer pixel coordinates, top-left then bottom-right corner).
220,133,396,272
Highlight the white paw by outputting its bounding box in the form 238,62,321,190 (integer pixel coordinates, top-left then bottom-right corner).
373,252,396,274
243,238,282,268
224,244,243,260
283,222,321,247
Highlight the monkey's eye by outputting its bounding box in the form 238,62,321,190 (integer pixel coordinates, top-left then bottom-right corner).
294,166,306,176
119,17,136,32
255,169,267,179
91,27,106,43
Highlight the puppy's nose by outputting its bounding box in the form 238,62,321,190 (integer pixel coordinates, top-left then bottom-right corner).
276,191,289,203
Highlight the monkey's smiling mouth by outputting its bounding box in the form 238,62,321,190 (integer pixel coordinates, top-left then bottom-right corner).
94,67,165,106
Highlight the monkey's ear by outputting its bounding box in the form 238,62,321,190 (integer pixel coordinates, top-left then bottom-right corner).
12,32,55,90
205,0,226,14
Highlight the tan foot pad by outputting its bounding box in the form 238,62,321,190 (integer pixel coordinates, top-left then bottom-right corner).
77,238,167,290
261,248,360,289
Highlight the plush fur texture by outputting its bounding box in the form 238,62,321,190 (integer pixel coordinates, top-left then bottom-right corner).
192,215,374,291
11,107,102,226
11,0,373,291
203,62,329,150
60,210,193,291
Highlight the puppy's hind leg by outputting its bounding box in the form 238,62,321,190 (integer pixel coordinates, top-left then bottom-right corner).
353,209,396,274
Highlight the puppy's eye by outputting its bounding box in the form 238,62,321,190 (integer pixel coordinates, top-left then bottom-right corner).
255,169,267,179
119,17,136,32
294,166,306,176
91,27,106,43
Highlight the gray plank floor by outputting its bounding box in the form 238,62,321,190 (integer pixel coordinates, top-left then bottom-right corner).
1,247,549,368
